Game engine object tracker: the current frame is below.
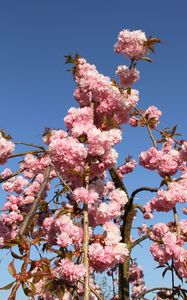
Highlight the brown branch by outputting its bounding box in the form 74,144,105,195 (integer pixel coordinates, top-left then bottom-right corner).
173,206,180,237
50,161,73,194
130,186,158,204
8,282,21,300
109,167,131,300
9,149,44,159
19,165,51,236
0,168,25,184
14,141,45,150
134,204,145,214
134,107,158,148
109,168,129,198
131,234,148,250
78,280,104,300
135,287,181,299
83,164,90,300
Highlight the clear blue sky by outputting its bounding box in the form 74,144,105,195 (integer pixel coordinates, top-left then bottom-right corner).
0,0,187,298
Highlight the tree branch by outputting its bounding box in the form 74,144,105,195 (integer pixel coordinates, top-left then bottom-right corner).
83,164,90,300
130,186,158,204
9,150,44,159
0,168,25,184
134,107,158,148
131,234,148,250
14,141,45,150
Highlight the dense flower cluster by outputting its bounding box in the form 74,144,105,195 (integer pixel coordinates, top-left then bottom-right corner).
117,159,137,179
89,222,129,272
53,258,86,283
0,132,15,164
139,141,182,177
149,222,187,278
116,65,140,87
114,29,148,59
129,262,146,299
74,57,139,127
43,215,83,249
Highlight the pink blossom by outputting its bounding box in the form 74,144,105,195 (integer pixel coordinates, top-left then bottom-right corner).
87,127,122,156
139,147,160,170
143,105,162,128
64,106,94,138
53,258,86,283
114,29,148,59
109,188,128,206
89,242,128,272
21,154,50,178
117,159,137,178
1,211,23,225
73,187,99,204
0,168,12,178
0,132,15,164
140,144,181,177
2,176,28,194
43,215,83,248
116,65,140,87
49,135,88,184
149,223,169,241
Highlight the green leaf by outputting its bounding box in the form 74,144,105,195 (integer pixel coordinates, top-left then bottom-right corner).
141,57,152,63
8,260,16,276
0,281,15,290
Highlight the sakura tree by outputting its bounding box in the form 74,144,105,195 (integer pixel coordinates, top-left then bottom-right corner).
0,28,187,300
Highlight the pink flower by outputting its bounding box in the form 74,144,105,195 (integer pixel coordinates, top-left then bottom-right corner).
53,258,86,283
64,107,94,138
143,105,162,128
0,133,15,164
117,159,137,178
139,147,159,170
49,135,88,184
114,29,148,59
0,168,12,178
2,176,28,194
109,188,128,206
116,65,140,87
73,187,99,204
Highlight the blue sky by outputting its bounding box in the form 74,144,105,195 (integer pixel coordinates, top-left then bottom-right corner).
0,0,187,298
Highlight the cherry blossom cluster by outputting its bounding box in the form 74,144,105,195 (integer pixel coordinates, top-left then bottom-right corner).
0,132,15,164
114,29,148,59
149,222,187,278
129,262,146,299
89,222,129,272
139,140,183,177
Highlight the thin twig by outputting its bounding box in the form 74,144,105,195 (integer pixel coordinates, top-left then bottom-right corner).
0,168,25,184
50,161,73,194
135,287,174,299
134,107,158,148
8,282,21,300
9,150,44,159
78,280,104,300
14,142,45,150
131,235,148,250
